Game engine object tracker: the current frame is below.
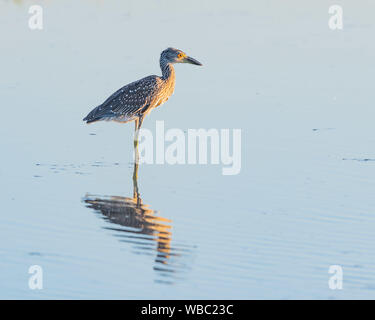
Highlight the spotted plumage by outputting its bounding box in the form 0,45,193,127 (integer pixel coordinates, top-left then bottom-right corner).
83,48,202,126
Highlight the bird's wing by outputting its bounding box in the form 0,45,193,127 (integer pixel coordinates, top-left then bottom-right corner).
83,75,160,123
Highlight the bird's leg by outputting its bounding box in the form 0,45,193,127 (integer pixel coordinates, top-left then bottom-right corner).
133,118,140,164
137,116,144,130
132,119,142,206
134,118,139,149
132,160,139,199
134,117,145,148
134,116,144,165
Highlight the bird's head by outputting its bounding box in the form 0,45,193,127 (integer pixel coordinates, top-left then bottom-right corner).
161,47,202,66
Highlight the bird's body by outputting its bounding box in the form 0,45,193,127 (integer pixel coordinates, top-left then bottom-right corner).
83,48,201,126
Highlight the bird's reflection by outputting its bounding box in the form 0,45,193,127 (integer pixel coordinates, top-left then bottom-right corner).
83,162,189,283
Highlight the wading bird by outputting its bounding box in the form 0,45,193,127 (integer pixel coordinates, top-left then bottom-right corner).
83,48,202,152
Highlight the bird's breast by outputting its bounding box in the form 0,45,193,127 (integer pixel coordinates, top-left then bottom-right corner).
153,78,175,108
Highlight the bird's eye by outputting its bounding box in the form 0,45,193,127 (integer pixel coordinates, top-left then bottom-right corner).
178,53,184,59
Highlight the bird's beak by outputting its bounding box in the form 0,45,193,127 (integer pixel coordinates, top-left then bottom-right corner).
184,56,202,66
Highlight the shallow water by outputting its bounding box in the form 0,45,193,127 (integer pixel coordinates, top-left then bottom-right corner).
1,0,375,299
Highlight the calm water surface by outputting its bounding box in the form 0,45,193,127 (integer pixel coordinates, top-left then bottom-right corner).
1,0,375,299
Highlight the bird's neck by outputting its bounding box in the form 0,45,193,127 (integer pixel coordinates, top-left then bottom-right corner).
160,60,175,83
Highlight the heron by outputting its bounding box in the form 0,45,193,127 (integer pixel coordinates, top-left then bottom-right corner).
83,47,202,154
